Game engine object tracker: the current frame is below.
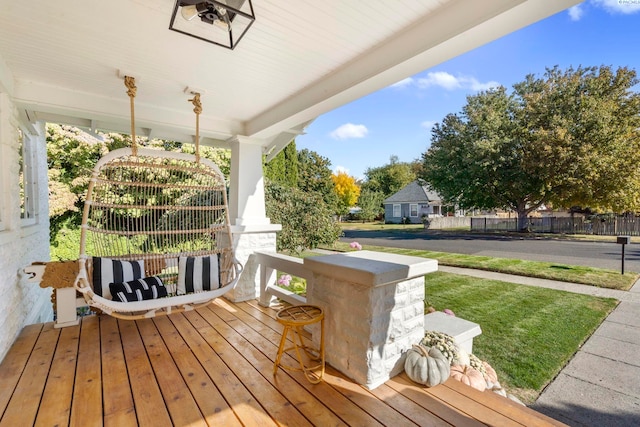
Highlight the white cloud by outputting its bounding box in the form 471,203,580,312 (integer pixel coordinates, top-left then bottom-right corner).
415,71,500,92
592,0,640,14
390,77,414,88
334,165,350,175
568,4,585,20
469,78,501,91
330,123,369,140
421,120,437,130
417,71,462,90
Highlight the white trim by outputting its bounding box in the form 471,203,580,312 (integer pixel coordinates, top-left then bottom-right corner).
19,129,38,224
392,204,401,218
0,92,8,232
410,204,418,218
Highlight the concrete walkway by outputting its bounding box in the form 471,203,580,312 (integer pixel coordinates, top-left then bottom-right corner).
440,266,640,427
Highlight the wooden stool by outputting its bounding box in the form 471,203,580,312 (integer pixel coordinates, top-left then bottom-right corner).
273,304,325,384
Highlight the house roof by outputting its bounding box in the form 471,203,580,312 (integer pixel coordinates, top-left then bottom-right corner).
0,1,579,154
384,180,441,204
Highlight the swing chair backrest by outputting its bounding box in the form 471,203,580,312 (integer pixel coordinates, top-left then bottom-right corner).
80,147,236,298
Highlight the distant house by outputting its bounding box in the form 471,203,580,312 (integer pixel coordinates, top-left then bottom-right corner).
384,180,447,224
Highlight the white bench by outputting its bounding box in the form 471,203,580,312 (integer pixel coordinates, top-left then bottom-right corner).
424,311,482,353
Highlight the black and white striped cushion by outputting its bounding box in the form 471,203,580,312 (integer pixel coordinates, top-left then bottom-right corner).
109,276,168,302
92,258,145,300
177,255,220,294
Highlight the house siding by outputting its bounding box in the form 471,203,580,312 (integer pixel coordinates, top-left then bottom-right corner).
385,202,436,224
0,93,52,363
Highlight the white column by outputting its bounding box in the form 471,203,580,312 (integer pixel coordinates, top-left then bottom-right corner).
225,136,281,302
305,251,438,389
228,136,269,226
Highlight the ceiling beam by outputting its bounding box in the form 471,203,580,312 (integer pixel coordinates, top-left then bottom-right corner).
12,79,244,143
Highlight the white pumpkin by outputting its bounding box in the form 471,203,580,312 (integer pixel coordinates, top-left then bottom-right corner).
405,344,450,387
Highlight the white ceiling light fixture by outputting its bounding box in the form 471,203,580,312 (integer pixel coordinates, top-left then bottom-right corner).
169,0,255,50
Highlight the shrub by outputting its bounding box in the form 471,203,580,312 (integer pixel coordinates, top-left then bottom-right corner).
265,182,342,254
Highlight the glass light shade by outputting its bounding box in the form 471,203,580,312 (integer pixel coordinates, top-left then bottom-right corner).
169,0,255,50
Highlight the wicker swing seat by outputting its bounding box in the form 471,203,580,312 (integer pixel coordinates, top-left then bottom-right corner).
73,77,242,320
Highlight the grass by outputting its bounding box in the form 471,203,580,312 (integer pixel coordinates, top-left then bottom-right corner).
425,271,618,403
325,241,638,290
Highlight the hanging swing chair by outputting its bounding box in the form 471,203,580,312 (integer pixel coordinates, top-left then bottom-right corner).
73,76,243,319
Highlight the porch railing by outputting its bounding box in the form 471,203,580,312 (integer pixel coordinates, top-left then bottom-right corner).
254,251,310,307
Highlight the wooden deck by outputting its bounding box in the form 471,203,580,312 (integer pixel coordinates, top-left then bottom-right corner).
0,299,566,427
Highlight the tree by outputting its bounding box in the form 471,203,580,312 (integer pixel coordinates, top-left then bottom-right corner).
332,171,360,219
422,66,640,229
357,189,385,222
264,140,298,187
297,149,338,211
362,156,418,198
265,182,342,253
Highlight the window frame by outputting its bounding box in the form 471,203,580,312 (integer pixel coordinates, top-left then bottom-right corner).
410,204,418,217
393,204,401,218
19,128,38,226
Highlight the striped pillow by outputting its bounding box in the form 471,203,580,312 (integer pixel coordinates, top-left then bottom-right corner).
177,255,220,295
109,276,168,302
92,258,145,300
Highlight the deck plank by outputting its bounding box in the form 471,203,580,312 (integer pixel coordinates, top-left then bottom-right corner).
0,323,43,416
35,325,80,427
0,300,568,427
69,315,103,427
0,323,59,427
443,379,567,427
118,319,173,426
199,303,348,426
168,312,277,427
385,373,485,427
100,315,137,427
185,308,315,426
208,301,387,427
136,318,208,427
152,316,243,427
423,377,523,427
235,301,455,426
368,383,454,427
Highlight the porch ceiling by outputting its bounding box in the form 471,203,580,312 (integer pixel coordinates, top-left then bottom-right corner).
0,0,579,150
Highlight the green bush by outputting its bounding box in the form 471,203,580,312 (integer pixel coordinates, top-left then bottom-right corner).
265,182,342,254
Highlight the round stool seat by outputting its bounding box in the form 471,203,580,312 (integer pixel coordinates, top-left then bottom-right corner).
276,304,323,325
273,304,325,384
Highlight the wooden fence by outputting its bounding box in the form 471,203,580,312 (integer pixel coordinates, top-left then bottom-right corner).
470,216,640,236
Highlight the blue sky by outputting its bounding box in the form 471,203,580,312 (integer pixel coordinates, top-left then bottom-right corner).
295,0,640,180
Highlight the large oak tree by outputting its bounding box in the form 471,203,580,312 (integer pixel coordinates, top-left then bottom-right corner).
422,65,640,229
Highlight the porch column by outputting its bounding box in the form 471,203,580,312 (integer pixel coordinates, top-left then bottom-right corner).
226,137,281,302
305,251,438,389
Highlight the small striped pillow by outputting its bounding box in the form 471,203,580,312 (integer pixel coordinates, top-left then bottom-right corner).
177,255,220,295
92,258,145,300
110,276,168,302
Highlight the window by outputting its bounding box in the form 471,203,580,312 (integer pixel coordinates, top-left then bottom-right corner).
410,204,418,217
19,129,37,224
433,205,440,216
393,204,401,217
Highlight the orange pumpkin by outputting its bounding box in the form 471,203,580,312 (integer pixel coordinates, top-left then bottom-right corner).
450,364,486,391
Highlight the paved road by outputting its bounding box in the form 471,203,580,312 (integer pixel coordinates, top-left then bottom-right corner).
340,230,640,273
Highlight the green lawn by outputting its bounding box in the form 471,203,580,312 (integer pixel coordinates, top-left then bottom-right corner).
326,242,637,290
425,271,618,403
